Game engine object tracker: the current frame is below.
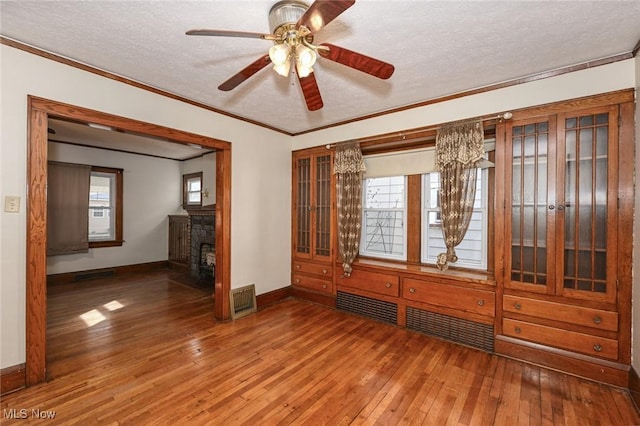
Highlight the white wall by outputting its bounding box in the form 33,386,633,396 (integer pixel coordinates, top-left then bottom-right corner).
46,142,182,274
0,44,292,369
632,54,640,372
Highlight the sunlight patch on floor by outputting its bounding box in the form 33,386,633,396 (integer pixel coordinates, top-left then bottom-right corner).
103,300,124,311
79,309,106,327
79,300,125,326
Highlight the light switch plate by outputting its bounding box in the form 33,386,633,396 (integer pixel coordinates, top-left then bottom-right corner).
4,196,20,213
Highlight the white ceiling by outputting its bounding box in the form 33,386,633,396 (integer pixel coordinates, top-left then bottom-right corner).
47,118,214,161
2,1,639,135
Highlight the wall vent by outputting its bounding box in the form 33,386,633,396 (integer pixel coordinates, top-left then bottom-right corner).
230,284,257,320
336,291,397,325
406,307,494,352
73,270,115,282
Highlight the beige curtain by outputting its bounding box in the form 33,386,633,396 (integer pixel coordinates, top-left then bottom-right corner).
435,120,484,270
47,161,91,255
334,142,366,276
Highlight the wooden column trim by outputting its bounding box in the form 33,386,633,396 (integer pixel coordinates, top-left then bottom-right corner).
406,175,422,264
26,103,48,385
215,147,232,321
617,101,635,364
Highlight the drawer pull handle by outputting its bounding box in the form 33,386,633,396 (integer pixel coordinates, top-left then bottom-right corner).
295,265,300,269
322,269,328,274
593,316,602,325
409,288,416,294
477,300,485,306
593,344,603,352
514,302,522,310
295,279,300,284
322,284,327,289
385,282,392,288
515,327,521,334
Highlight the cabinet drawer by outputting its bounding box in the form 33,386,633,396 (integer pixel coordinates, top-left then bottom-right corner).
403,278,495,317
336,269,399,297
503,318,618,360
503,295,618,332
292,274,333,294
293,260,332,278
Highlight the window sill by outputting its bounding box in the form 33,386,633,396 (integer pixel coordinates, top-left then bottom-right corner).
343,257,496,287
89,240,124,249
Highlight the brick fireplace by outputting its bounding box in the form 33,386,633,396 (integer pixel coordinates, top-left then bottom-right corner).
190,210,215,279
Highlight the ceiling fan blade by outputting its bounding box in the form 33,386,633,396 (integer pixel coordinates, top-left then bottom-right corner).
297,72,324,111
186,29,277,40
297,0,355,34
319,43,395,80
218,55,272,91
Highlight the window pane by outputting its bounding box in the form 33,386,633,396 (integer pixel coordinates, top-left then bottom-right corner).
188,192,201,203
360,176,406,260
89,172,115,241
364,176,405,208
188,178,201,192
422,170,487,270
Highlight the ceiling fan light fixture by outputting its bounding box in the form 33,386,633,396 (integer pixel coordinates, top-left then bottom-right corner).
273,59,292,77
296,63,313,78
296,44,317,68
269,43,291,65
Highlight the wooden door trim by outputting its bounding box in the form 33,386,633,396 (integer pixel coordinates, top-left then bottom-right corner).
26,96,232,385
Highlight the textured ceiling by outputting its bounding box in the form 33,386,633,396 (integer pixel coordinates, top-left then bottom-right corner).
48,119,214,161
2,0,639,134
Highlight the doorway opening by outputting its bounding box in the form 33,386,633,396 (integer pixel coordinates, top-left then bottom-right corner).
26,96,232,386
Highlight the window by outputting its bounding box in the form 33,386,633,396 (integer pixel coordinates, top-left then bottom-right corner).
183,172,203,208
421,169,488,270
88,167,123,247
360,176,407,260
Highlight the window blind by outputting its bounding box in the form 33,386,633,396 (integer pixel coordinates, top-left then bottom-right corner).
364,139,495,179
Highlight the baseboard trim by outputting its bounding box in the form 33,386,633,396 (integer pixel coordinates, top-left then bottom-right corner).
629,365,640,413
1,363,26,395
495,335,629,388
47,261,170,285
256,286,291,310
291,287,336,308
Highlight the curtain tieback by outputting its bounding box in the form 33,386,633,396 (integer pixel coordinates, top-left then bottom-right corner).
436,247,458,271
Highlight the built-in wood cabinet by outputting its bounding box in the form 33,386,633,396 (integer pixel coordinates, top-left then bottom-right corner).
495,92,635,386
291,148,334,296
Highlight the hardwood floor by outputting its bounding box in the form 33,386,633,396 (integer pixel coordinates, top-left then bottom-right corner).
2,269,639,425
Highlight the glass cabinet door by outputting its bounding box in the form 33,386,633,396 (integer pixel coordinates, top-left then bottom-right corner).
293,151,333,261
506,117,556,294
504,107,617,302
558,107,617,302
295,156,312,258
315,154,332,258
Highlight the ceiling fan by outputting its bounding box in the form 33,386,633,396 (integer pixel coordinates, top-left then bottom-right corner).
186,0,395,111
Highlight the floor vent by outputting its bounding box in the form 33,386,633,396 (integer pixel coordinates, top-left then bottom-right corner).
336,291,397,325
406,307,494,352
73,270,115,282
230,284,257,320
